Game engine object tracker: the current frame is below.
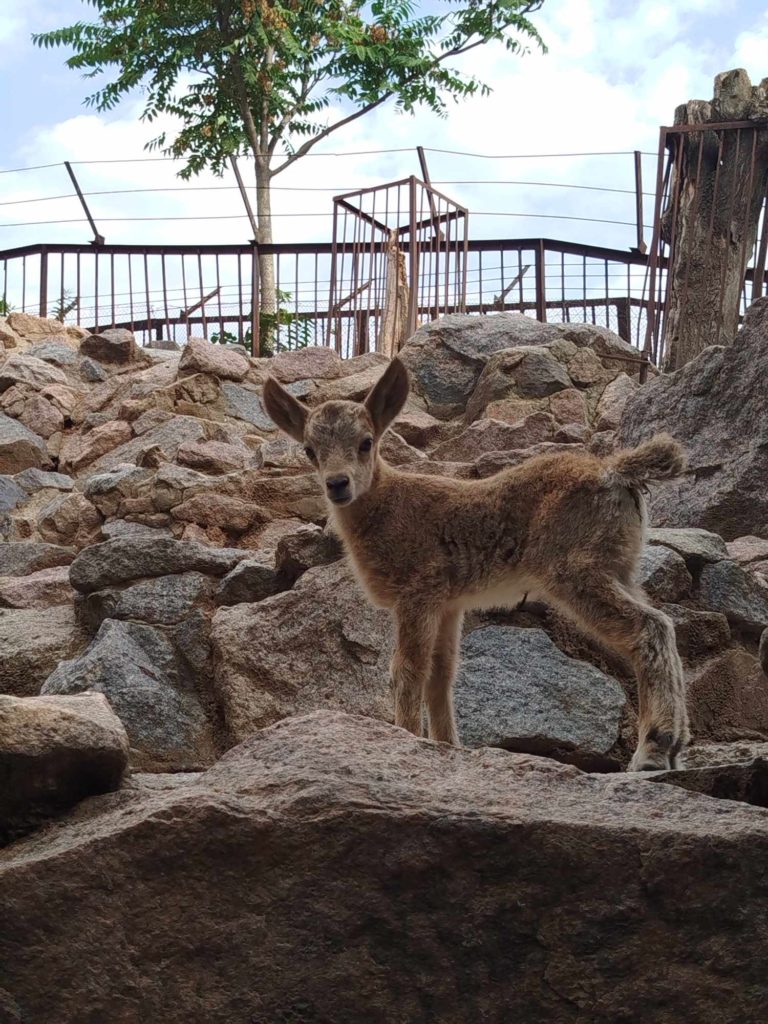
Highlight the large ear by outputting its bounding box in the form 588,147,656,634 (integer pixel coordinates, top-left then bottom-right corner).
364,357,410,437
262,376,308,443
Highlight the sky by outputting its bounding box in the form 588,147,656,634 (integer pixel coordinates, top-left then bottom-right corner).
0,0,766,256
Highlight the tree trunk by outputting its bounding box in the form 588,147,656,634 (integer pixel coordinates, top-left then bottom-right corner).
661,70,768,372
255,155,277,357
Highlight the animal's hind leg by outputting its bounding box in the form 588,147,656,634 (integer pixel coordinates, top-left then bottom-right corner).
541,572,690,771
424,607,462,745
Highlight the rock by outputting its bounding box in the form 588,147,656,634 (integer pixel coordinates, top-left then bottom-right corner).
647,759,768,808
220,381,275,429
688,649,768,741
100,520,174,541
59,420,133,475
42,618,215,771
378,430,428,466
647,527,729,571
699,560,768,633
37,492,102,549
249,517,309,556
454,627,626,767
0,566,74,609
0,413,49,474
0,315,22,350
26,341,79,366
235,470,324,521
215,555,286,606
0,606,84,697
0,354,68,393
78,572,217,631
89,415,208,472
0,542,75,576
171,494,271,534
69,537,247,594
661,604,731,662
16,394,65,439
177,439,252,474
553,422,587,444
274,524,343,583
617,296,768,539
588,429,616,456
12,468,73,494
474,442,586,478
567,346,612,386
253,436,308,470
6,312,78,344
0,692,128,845
595,373,638,431
83,463,152,517
211,562,393,742
79,357,107,383
727,536,768,565
761,628,768,675
549,387,587,426
179,337,249,381
465,347,571,422
400,312,557,418
686,740,768,768
636,545,693,603
3,711,768,1022
270,346,342,383
431,415,556,462
0,476,26,514
80,328,137,365
391,408,454,449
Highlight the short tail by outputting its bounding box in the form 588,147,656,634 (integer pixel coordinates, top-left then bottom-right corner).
608,433,686,485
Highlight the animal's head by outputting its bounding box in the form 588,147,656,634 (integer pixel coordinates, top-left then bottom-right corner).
262,357,410,508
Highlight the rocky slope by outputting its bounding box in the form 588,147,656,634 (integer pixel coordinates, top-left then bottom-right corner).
1,306,768,1019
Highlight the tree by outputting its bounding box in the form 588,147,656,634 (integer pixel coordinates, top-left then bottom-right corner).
35,0,545,353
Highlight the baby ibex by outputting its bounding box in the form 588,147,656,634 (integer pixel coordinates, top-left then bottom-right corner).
263,358,690,771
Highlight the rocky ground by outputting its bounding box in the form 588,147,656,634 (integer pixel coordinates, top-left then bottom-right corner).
1,303,768,1021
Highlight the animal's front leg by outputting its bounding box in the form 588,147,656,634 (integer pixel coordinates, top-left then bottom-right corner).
391,604,439,737
424,607,463,745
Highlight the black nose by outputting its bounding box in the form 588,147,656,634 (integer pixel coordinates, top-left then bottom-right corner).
326,475,350,495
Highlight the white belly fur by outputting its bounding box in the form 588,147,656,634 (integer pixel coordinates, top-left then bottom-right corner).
456,573,536,612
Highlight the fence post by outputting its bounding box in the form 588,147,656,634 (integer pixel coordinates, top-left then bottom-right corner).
407,176,419,338
534,240,546,322
38,247,48,318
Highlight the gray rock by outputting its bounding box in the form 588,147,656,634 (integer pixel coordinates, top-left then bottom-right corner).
13,468,74,494
0,606,84,697
220,381,276,430
699,560,768,634
80,328,137,364
618,296,768,539
0,413,49,474
648,759,768,809
79,357,107,382
686,740,768,769
0,541,76,576
26,342,79,366
215,555,287,606
274,524,343,583
465,346,571,421
636,545,693,603
69,537,247,594
455,626,627,765
0,692,128,845
647,527,729,570
0,476,26,514
100,520,174,541
661,604,731,662
42,618,214,771
89,415,208,473
78,572,217,630
761,628,768,675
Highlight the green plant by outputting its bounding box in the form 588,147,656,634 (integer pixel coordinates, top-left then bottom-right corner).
211,289,313,353
0,298,14,316
51,291,79,323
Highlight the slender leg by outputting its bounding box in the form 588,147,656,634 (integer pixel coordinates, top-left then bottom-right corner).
424,607,463,745
390,604,439,737
541,572,690,771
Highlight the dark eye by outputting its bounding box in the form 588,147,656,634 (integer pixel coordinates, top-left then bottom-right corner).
304,446,316,462
359,437,373,454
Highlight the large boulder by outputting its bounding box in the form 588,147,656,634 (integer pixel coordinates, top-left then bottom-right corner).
42,618,215,771
211,561,393,743
179,337,249,382
699,560,768,635
0,692,128,845
80,328,137,365
0,606,85,697
1,711,768,1022
618,297,768,538
455,627,627,768
0,413,49,474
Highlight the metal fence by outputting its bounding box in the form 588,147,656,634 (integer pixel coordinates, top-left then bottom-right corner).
0,236,667,358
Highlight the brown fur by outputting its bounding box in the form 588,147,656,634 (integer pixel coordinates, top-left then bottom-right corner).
263,358,691,771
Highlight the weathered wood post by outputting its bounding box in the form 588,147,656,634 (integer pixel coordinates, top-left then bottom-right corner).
660,69,768,371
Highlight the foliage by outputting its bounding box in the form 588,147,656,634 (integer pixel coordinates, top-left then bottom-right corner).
51,291,79,323
0,298,13,316
211,289,313,352
33,1,546,180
